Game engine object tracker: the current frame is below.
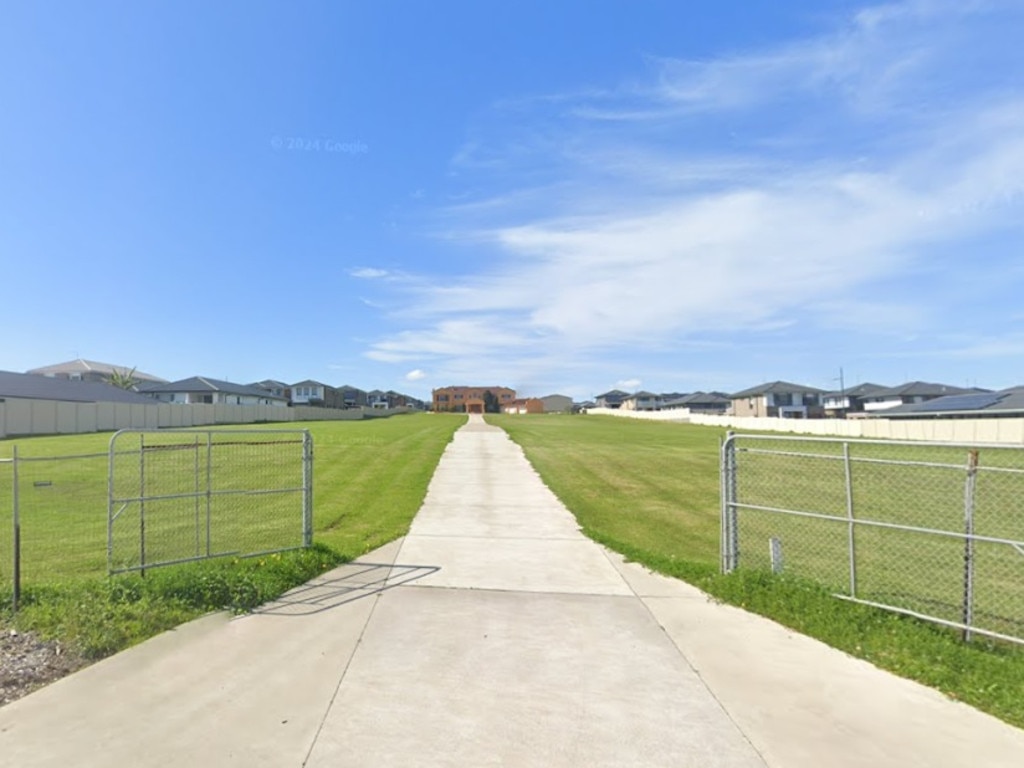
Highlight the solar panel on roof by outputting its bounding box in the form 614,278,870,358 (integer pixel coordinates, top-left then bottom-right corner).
911,393,1004,412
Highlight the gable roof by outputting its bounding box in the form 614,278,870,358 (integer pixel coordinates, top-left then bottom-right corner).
596,389,630,400
26,358,167,383
822,382,889,398
624,390,659,399
866,381,981,398
877,386,1024,417
139,377,288,401
291,379,333,388
730,380,826,399
666,391,731,406
0,371,156,404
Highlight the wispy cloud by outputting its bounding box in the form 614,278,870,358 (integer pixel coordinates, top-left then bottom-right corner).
350,267,390,279
360,0,1024,390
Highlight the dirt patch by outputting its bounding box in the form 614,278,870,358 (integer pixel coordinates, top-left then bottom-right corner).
0,626,89,707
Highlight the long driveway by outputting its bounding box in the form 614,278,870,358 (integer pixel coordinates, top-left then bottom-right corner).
2,414,1023,766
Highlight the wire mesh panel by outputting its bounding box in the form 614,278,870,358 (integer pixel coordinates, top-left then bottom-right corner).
108,429,312,575
721,433,1024,645
0,452,111,594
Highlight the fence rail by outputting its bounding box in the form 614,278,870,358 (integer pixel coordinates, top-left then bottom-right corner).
721,433,1024,645
2,429,314,611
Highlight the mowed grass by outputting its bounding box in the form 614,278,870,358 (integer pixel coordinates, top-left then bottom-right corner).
488,414,1024,729
0,413,464,658
730,437,1024,640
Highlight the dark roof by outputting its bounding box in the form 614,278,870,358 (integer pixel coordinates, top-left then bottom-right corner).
291,379,333,388
879,386,1024,417
0,371,156,404
596,389,630,400
625,391,659,399
139,377,288,401
730,380,826,399
26,358,167,383
822,382,889,398
866,381,980,399
666,391,731,406
253,379,290,389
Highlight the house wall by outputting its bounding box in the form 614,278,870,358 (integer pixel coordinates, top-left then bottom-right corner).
0,398,411,438
730,397,767,417
541,395,572,413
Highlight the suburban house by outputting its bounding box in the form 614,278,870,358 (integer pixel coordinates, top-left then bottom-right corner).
503,398,545,414
821,383,888,418
873,386,1024,418
139,377,289,406
366,389,391,409
0,370,157,405
729,381,826,418
620,391,663,411
432,385,516,414
27,358,167,386
253,379,291,401
859,382,980,413
338,385,368,409
540,394,573,413
291,380,342,408
385,391,425,409
661,392,730,413
595,390,629,409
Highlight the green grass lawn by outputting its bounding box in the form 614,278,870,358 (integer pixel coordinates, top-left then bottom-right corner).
0,413,465,657
488,413,1024,729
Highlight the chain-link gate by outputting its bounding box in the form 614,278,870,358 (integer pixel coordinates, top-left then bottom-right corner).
108,429,312,575
721,433,1024,645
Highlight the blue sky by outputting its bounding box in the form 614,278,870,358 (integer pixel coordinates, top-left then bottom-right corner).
3,1,1024,400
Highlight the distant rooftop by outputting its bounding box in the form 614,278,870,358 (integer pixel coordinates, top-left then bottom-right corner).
27,358,167,383
0,370,156,404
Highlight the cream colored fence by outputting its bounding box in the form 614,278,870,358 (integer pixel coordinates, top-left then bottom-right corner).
584,407,1024,445
0,399,408,438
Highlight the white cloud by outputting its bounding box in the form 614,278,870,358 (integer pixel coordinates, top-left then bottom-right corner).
405,368,427,381
359,1,1024,389
350,267,390,279
616,378,642,391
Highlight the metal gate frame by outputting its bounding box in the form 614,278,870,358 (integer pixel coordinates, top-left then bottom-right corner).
721,431,1024,645
107,428,313,575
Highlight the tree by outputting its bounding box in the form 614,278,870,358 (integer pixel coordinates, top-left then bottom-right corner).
483,390,500,413
107,367,139,390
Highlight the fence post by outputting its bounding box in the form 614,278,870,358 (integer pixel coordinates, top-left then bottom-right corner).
12,445,20,614
843,442,858,598
962,449,979,642
302,431,313,547
139,433,146,577
721,431,738,572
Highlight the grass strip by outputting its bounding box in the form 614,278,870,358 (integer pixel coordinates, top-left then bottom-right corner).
0,413,465,659
489,413,1024,729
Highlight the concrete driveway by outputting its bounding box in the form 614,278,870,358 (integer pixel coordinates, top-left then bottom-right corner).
1,414,1022,766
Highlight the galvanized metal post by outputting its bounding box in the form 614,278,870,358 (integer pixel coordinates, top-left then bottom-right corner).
302,431,313,547
139,433,146,577
107,432,116,575
12,446,20,613
205,432,213,557
843,442,858,598
962,449,979,642
193,434,200,557
721,431,738,572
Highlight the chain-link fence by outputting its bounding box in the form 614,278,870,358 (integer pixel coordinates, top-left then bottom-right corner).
721,433,1024,645
0,449,110,608
2,429,313,610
